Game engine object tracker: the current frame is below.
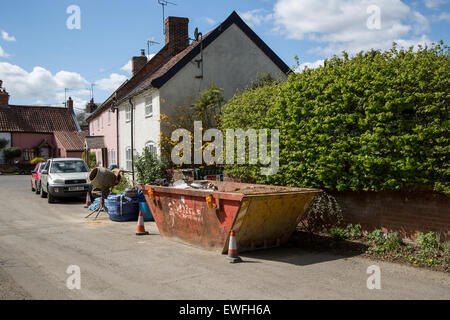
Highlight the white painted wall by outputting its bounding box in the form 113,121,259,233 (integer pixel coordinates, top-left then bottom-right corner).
118,89,161,171
117,22,287,171
159,23,287,112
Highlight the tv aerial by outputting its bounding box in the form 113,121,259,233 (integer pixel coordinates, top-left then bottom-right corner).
157,0,177,36
147,39,160,57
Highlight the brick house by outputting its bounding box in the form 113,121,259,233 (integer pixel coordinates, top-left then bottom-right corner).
0,82,86,164
87,11,290,171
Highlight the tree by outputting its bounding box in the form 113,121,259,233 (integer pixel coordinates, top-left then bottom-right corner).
3,147,22,164
159,84,224,168
0,138,8,150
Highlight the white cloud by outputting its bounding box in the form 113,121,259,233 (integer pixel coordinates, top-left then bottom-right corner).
120,60,132,75
424,0,449,8
240,9,274,27
1,30,16,42
296,59,325,72
202,17,217,26
0,62,89,109
95,73,128,92
0,46,9,57
120,54,155,76
434,12,450,22
272,0,431,56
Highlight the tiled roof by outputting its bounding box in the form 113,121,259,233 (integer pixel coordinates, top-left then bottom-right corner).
85,136,106,149
0,105,79,133
118,36,208,103
92,11,291,115
54,131,87,151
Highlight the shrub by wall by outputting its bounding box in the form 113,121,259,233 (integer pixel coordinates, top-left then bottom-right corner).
222,43,450,193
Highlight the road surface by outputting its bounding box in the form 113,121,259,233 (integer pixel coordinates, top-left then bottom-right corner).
0,175,448,300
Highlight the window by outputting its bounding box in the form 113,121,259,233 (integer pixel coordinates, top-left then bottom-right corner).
125,105,131,122
145,141,157,156
22,149,35,161
108,110,111,125
101,116,103,129
43,161,50,172
145,95,153,117
50,160,89,173
126,147,133,171
96,119,99,131
109,149,116,166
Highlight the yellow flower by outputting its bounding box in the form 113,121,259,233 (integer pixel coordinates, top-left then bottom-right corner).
413,261,417,264
429,259,433,262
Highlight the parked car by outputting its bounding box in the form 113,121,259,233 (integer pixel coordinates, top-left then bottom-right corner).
40,158,91,203
31,162,45,194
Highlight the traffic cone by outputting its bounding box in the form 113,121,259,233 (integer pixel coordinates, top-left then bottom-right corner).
84,192,92,208
136,211,149,236
227,230,242,263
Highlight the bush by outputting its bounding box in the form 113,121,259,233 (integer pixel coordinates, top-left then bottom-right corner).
17,162,35,175
416,232,439,258
330,228,348,241
345,224,363,239
30,157,45,165
82,151,97,168
367,229,385,244
222,42,450,194
369,232,403,255
300,192,343,233
0,138,8,150
3,147,22,163
134,148,171,185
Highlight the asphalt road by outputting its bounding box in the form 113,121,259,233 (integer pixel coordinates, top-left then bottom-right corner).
0,175,448,300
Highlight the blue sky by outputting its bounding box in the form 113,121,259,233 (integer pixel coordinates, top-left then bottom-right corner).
0,0,449,112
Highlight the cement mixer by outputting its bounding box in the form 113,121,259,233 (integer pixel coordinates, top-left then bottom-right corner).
85,167,124,220
89,167,122,190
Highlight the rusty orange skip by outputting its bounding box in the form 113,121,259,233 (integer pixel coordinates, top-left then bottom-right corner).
140,182,322,254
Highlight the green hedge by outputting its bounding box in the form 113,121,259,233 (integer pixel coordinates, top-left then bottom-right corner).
222,42,450,193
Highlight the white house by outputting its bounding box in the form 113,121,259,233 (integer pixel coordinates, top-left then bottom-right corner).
94,11,290,173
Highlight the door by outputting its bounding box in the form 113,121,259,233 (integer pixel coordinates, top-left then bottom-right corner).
40,160,51,192
40,147,50,160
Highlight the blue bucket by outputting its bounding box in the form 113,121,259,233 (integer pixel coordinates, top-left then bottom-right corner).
139,201,154,221
137,185,154,221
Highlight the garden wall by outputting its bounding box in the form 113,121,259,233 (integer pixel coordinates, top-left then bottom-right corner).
330,191,450,241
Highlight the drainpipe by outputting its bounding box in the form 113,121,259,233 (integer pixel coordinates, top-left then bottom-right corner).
129,98,135,183
116,109,120,168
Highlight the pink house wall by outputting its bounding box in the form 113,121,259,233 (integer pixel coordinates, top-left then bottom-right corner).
12,133,55,150
89,109,118,167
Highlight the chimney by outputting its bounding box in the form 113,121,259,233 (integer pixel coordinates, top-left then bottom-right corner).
165,17,189,56
0,80,10,106
131,49,148,76
67,97,74,113
89,98,97,113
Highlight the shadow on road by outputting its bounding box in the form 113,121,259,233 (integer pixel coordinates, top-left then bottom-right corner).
50,198,85,206
239,232,369,266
